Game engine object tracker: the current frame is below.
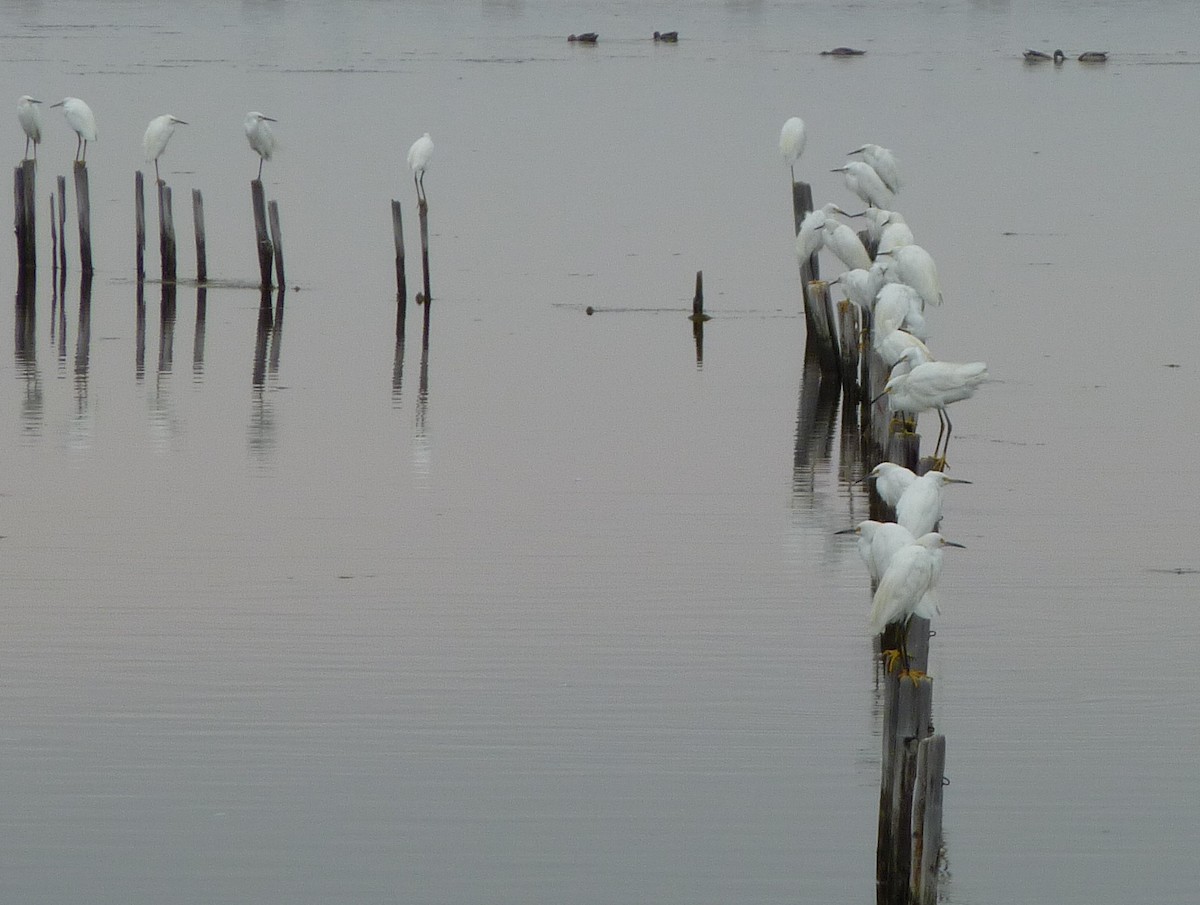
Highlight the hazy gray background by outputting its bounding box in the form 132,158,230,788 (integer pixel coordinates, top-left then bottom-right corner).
1,1,1197,903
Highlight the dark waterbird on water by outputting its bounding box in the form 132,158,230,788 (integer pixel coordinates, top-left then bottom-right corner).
821,46,865,56
1078,51,1107,62
653,31,678,43
568,32,599,44
1024,48,1065,63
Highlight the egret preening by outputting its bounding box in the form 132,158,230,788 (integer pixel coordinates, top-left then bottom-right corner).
881,349,989,468
50,97,96,162
18,95,42,160
848,143,901,194
878,244,942,308
143,114,187,183
821,218,872,271
244,111,277,180
865,462,917,509
873,283,928,341
874,328,933,371
869,532,964,675
408,132,433,205
796,202,853,263
832,160,894,209
838,520,918,585
876,212,914,255
832,262,886,310
779,116,807,182
895,470,972,536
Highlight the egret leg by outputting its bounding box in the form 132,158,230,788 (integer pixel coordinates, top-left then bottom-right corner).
257,157,264,180
897,619,926,685
75,135,82,161
154,159,160,184
24,137,30,159
82,139,88,163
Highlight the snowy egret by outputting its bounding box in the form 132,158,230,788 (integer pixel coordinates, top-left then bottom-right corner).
873,283,927,341
832,262,886,310
832,160,894,209
874,328,933,371
837,520,917,584
143,114,187,183
869,532,964,674
50,97,96,161
895,470,972,536
408,132,433,204
779,116,807,182
244,112,277,179
877,214,914,255
18,95,41,160
1078,51,1107,62
848,143,901,194
881,349,988,467
821,218,872,271
796,202,854,263
865,462,917,509
877,244,942,308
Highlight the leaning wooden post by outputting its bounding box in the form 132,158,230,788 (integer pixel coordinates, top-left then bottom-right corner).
73,160,93,275
250,179,274,289
911,734,947,905
157,181,177,284
192,189,207,284
391,200,407,315
418,198,431,305
135,171,146,280
267,200,285,288
56,176,67,274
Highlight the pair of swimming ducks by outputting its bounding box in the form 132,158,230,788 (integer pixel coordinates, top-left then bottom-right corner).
1024,49,1108,63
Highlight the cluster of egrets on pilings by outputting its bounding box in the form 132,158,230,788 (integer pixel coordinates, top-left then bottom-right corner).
780,115,991,904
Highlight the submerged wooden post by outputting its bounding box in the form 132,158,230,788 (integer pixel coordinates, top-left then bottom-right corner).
56,176,67,274
192,189,207,284
14,159,37,271
267,200,285,288
74,161,93,275
418,198,431,305
911,734,947,905
878,674,933,896
250,179,274,289
391,199,407,312
135,171,146,280
157,181,177,283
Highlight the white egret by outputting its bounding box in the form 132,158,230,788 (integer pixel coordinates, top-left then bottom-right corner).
50,97,96,161
796,202,854,263
832,262,886,310
869,532,964,675
779,116,807,182
408,132,433,204
848,143,901,194
878,244,942,308
18,95,42,160
873,283,928,341
837,520,916,585
244,111,277,179
821,218,872,270
832,160,894,209
874,328,933,371
865,462,917,509
143,114,187,183
895,470,972,536
877,214,914,255
881,349,988,468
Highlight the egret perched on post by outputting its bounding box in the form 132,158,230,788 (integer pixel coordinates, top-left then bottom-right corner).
837,519,917,585
873,283,928,341
50,97,96,161
878,243,943,308
895,470,972,536
779,116,807,182
821,217,872,271
874,328,933,371
864,462,917,509
18,95,42,160
796,202,855,263
244,112,277,180
869,532,964,676
848,143,901,194
408,132,433,205
880,348,988,468
143,114,187,183
831,261,886,310
832,160,894,209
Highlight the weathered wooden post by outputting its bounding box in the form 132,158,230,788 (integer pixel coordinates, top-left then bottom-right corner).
135,171,146,280
14,159,37,271
250,179,273,288
877,673,933,900
50,192,58,272
911,734,947,905
391,199,407,321
73,161,93,275
691,270,705,320
418,197,431,305
56,176,67,273
805,279,840,377
836,300,861,398
268,199,285,288
157,181,177,283
75,273,93,379
192,189,207,284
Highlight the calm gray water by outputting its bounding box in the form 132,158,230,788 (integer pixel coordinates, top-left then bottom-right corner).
1,1,1198,903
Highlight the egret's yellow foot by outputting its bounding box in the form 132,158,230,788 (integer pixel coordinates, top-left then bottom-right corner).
882,648,904,672
899,668,928,686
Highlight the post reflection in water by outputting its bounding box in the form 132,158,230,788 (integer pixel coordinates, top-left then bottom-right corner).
71,275,94,451
158,282,176,375
14,271,41,434
692,318,704,369
412,298,432,483
249,287,285,462
135,279,146,381
55,270,67,366
392,298,407,405
792,347,840,496
193,285,207,380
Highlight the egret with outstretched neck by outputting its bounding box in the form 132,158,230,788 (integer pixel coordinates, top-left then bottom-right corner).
50,97,96,161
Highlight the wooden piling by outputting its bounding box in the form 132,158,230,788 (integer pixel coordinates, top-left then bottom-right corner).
878,674,933,895
135,171,146,281
193,285,207,376
418,198,431,305
14,160,37,271
836,300,861,398
135,278,146,381
192,189,207,284
157,181,177,283
391,199,407,314
56,176,67,274
911,734,947,905
250,179,274,289
50,192,58,271
804,279,840,377
73,161,93,275
268,199,285,288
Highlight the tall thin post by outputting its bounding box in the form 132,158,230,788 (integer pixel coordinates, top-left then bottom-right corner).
418,199,431,305
56,176,67,274
135,171,146,281
14,160,37,271
192,189,207,284
267,200,285,288
911,734,947,905
50,192,58,272
73,161,93,276
158,181,177,284
391,199,407,319
250,179,273,289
